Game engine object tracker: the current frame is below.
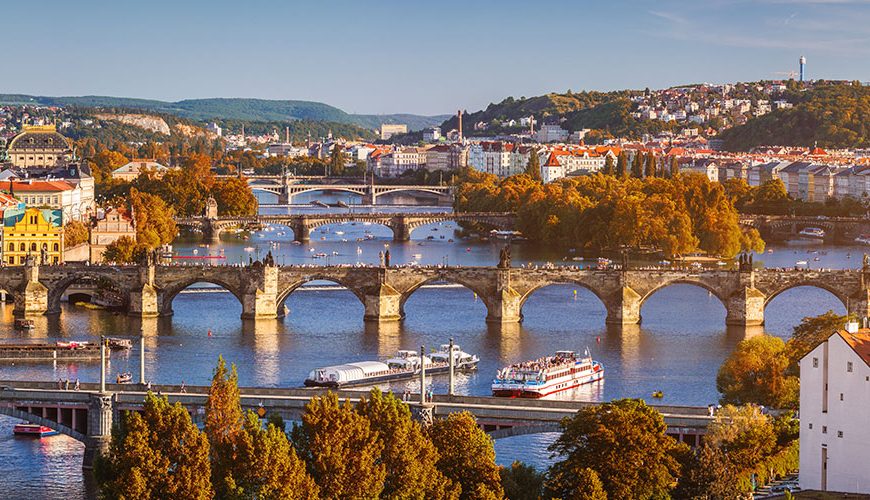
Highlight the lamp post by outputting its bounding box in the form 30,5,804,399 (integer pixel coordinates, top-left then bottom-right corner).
99,336,106,393
139,338,146,385
420,345,426,405
448,337,455,396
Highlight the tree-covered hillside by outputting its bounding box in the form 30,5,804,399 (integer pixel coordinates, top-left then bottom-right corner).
720,83,870,150
0,94,447,131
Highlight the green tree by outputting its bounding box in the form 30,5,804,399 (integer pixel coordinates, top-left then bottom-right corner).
428,412,503,500
615,152,628,178
670,156,680,177
525,149,542,181
787,310,853,365
673,443,744,499
205,356,244,498
230,412,319,500
500,461,545,500
329,145,346,176
630,152,643,178
716,335,799,408
601,155,615,176
547,399,684,500
355,389,459,499
64,220,90,249
293,392,386,499
95,393,213,499
705,404,776,472
545,466,607,500
644,152,657,178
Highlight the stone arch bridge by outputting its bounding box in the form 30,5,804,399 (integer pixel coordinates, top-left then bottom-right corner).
740,215,869,242
175,212,516,242
2,262,868,326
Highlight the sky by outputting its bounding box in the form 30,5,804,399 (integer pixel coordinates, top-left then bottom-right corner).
3,0,870,115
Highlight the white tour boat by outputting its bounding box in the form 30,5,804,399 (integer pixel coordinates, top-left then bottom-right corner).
305,346,479,388
798,227,826,240
492,350,603,398
855,234,870,246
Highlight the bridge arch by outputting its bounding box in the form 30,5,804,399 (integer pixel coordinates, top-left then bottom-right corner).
303,218,396,240
374,187,450,199
761,281,849,311
286,186,367,201
518,281,610,319
45,272,133,314
638,279,729,311
160,278,246,316
0,406,88,444
276,276,367,316
400,276,492,320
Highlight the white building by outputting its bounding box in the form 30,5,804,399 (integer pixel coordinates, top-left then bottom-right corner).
206,122,222,137
799,324,870,494
536,124,568,143
379,124,408,140
422,127,441,142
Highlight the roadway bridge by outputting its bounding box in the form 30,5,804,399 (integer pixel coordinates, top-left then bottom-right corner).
239,175,454,205
175,212,515,242
740,215,870,242
0,380,714,468
1,260,868,327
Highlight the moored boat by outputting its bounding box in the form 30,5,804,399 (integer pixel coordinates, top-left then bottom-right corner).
13,424,59,437
305,346,479,388
116,372,133,384
14,318,34,330
855,234,870,246
492,350,603,398
798,227,825,240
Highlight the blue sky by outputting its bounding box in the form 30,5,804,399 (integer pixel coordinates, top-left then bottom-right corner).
4,0,869,115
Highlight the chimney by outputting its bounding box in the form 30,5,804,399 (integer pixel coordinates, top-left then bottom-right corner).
286,126,289,144
457,110,463,143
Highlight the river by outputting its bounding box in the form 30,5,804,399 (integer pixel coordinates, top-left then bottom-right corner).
0,197,863,499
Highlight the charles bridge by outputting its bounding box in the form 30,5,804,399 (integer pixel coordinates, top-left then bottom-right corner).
0,380,714,468
175,212,516,242
2,259,869,326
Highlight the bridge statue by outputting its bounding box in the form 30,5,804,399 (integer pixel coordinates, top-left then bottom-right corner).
264,250,275,267
384,250,391,268
864,253,869,271
498,245,511,269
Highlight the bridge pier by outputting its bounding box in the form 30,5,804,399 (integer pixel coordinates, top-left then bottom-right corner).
240,264,280,320
485,287,523,323
14,259,48,317
363,284,403,322
291,221,310,243
725,286,766,326
605,286,642,325
391,219,411,242
83,394,113,470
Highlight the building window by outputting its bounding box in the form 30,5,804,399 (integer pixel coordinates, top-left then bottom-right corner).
30,243,36,252
822,426,827,434
840,393,844,401
813,357,819,368
838,431,843,438
18,243,24,252
53,243,58,252
7,243,12,252
808,423,813,429
847,361,853,372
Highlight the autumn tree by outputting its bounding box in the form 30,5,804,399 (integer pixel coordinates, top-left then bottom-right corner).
525,148,542,181
546,466,607,500
355,389,459,499
64,220,90,248
428,412,503,500
292,392,386,498
91,150,129,184
547,399,684,500
230,412,319,499
716,335,799,409
94,392,212,499
205,356,244,498
670,156,680,177
213,177,257,216
129,187,177,248
644,152,657,178
705,404,776,472
673,443,744,499
102,236,142,263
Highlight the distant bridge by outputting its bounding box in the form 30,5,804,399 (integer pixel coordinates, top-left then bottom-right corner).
230,174,454,205
0,380,714,468
740,215,870,242
175,212,516,242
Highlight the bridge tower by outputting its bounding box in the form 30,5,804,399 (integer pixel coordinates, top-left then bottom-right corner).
14,255,48,317
82,393,114,469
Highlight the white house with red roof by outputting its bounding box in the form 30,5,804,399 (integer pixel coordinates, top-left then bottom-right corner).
799,324,870,493
9,179,91,223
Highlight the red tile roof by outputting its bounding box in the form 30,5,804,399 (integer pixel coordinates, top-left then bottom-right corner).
10,180,74,192
838,329,870,367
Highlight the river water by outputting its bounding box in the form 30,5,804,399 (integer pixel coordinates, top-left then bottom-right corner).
0,196,863,499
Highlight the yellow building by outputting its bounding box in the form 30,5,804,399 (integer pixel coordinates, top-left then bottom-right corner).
3,208,64,265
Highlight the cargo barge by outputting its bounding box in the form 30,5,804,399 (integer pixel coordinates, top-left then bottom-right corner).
0,341,101,361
